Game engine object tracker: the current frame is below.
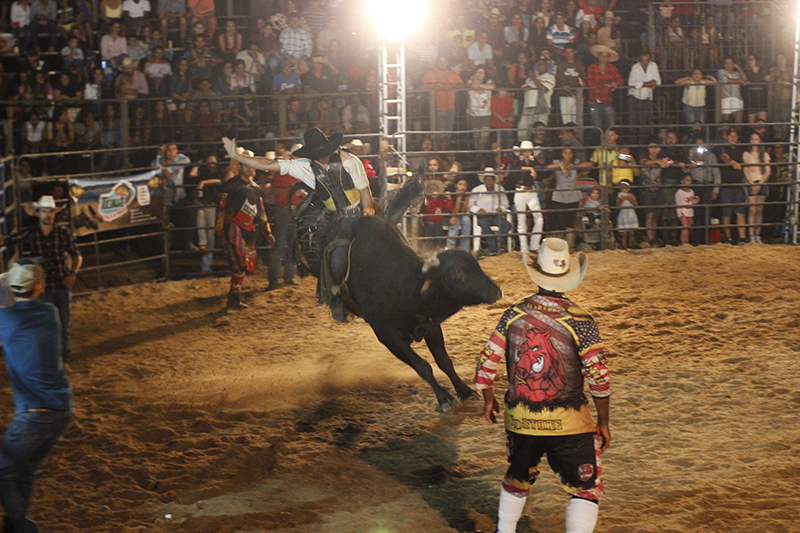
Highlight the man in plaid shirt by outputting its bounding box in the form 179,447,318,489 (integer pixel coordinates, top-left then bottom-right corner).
1,195,82,361
586,45,623,131
476,238,610,533
279,13,312,71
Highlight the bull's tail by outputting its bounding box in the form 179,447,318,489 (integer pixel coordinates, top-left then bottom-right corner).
384,178,424,224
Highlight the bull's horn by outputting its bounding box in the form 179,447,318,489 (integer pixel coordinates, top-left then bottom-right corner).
421,257,440,274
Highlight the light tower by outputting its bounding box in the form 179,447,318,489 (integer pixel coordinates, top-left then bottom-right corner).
368,0,429,181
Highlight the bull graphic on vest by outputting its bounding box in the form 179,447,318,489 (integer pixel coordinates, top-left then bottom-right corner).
509,327,567,404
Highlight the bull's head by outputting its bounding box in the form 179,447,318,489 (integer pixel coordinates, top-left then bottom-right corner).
421,250,502,306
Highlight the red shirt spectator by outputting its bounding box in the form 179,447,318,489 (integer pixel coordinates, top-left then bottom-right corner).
272,172,302,207
491,89,515,128
422,195,454,224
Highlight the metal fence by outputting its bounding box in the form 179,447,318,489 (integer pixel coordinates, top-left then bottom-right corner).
1,117,798,292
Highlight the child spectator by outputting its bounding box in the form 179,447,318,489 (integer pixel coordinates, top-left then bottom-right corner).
581,187,602,229
675,174,699,245
446,177,471,252
421,179,453,251
616,180,639,249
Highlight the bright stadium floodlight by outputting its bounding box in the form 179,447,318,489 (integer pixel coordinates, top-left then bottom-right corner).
367,0,429,41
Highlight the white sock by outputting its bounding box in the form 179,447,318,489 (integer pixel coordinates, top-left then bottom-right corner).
497,487,527,533
565,498,598,533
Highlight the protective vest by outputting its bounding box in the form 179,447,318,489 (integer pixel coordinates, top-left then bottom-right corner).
310,151,361,212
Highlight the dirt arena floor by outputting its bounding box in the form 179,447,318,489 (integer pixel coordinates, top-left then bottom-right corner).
3,243,800,533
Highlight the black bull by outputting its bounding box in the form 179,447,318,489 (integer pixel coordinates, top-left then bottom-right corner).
292,181,502,412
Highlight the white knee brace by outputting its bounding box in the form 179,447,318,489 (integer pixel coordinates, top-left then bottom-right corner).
497,487,527,533
565,497,598,533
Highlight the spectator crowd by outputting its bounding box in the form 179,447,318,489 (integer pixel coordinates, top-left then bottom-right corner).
0,0,795,265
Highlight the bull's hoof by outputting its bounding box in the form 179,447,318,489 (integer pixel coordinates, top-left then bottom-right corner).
436,397,462,414
458,388,481,402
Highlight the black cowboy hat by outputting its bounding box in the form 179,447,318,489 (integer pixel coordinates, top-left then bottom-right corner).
292,127,344,160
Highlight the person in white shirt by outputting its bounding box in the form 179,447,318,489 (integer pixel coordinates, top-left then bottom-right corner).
122,0,151,35
517,57,555,141
627,51,661,133
467,29,494,71
11,0,33,52
469,168,512,255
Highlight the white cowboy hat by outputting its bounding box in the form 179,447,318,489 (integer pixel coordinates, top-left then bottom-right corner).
26,195,65,215
478,167,499,183
524,238,588,293
264,151,276,160
590,44,620,63
225,145,255,158
512,140,535,156
345,138,371,154
484,8,506,21
290,143,304,154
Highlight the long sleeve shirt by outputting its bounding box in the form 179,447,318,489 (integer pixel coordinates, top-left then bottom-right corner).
475,294,610,436
469,183,509,213
628,61,661,101
100,34,128,60
3,226,80,290
10,2,30,27
279,27,313,59
586,62,623,105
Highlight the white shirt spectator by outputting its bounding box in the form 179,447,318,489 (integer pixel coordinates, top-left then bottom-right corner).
30,0,57,22
100,34,128,60
469,183,509,213
235,49,266,76
153,152,191,204
279,26,313,60
628,60,661,101
11,1,31,28
277,151,368,191
122,0,151,18
467,42,493,67
523,72,555,109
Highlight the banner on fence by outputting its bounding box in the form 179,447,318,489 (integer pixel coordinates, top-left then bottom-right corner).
69,169,163,236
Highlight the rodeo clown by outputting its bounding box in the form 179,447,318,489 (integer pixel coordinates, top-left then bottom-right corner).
222,128,374,320
216,153,275,309
475,238,611,533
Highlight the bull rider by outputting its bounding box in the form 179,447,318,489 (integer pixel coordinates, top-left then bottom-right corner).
221,128,374,320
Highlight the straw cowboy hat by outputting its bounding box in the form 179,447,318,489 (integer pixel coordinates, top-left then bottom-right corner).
604,11,621,24
590,44,619,63
345,138,371,154
478,167,500,183
290,143,303,154
121,56,138,70
523,238,588,293
422,179,445,194
264,151,276,160
484,8,506,21
292,127,343,160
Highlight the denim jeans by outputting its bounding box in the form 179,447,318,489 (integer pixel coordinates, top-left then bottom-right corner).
42,289,71,361
196,206,217,273
476,214,512,254
588,102,615,131
266,205,296,284
0,410,72,533
682,104,706,125
446,215,472,251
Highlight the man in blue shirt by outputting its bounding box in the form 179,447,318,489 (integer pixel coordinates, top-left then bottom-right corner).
0,259,72,533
